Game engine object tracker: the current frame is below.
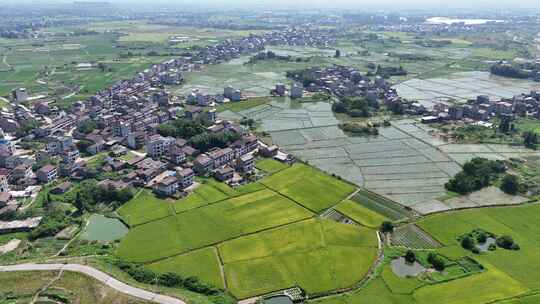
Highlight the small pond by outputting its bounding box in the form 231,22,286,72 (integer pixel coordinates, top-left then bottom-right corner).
81,214,129,241
476,237,497,252
391,257,426,278
264,296,293,304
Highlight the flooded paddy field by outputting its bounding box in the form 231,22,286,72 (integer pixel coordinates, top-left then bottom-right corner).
225,99,540,214
394,71,540,109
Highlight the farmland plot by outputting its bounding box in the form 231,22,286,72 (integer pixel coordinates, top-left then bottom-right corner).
219,219,378,298
391,224,442,249
262,105,537,214
394,71,540,110
117,189,313,262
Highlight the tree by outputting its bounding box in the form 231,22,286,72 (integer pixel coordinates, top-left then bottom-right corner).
76,140,94,154
427,253,445,271
73,192,84,214
496,235,518,250
380,221,394,234
523,131,538,149
158,272,183,287
499,118,511,134
461,235,475,250
334,49,341,58
500,174,519,195
404,250,416,264
476,231,488,244
76,120,98,134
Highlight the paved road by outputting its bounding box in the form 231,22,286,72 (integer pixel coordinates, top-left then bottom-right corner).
0,263,185,304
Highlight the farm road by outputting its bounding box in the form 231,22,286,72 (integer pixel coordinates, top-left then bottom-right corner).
0,263,185,304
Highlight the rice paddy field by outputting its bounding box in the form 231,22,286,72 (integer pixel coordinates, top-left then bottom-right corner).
116,163,381,299
247,99,539,214
394,71,540,110
308,203,540,304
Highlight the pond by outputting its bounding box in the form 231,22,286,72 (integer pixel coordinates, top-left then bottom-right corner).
264,296,293,304
391,257,427,278
81,214,129,242
476,237,497,252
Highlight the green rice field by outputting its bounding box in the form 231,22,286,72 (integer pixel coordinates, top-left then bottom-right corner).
311,204,540,304
261,163,357,212
116,163,382,299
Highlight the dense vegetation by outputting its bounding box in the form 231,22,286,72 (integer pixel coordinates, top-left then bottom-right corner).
491,62,540,81
157,119,208,139
445,158,506,194
338,122,380,136
115,260,222,295
332,96,378,117
246,51,311,65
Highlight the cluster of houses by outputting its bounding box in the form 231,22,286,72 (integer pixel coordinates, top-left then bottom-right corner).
285,65,427,114
0,27,336,227
421,92,540,124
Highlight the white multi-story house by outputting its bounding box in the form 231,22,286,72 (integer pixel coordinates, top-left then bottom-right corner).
177,168,194,189
146,135,175,159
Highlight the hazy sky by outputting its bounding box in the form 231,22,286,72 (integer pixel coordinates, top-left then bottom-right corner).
6,0,540,10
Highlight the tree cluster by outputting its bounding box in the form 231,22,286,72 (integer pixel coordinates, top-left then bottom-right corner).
72,180,134,212
332,96,377,117
500,174,520,195
369,65,407,79
286,69,316,87
523,131,538,149
190,130,241,153
246,51,311,64
445,158,506,194
490,63,533,80
76,120,98,134
115,261,221,296
158,119,207,139
427,253,445,271
496,235,520,250
338,122,379,136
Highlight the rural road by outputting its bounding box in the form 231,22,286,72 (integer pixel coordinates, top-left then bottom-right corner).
0,263,186,304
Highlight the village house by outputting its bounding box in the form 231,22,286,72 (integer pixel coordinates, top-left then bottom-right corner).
232,134,259,156
146,134,175,159
10,164,32,181
0,217,42,234
208,147,235,167
51,182,72,195
36,164,57,183
154,176,178,197
169,145,186,165
214,166,234,182
236,154,255,173
0,169,10,193
177,168,194,189
194,154,214,173
127,131,146,150
260,145,279,157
